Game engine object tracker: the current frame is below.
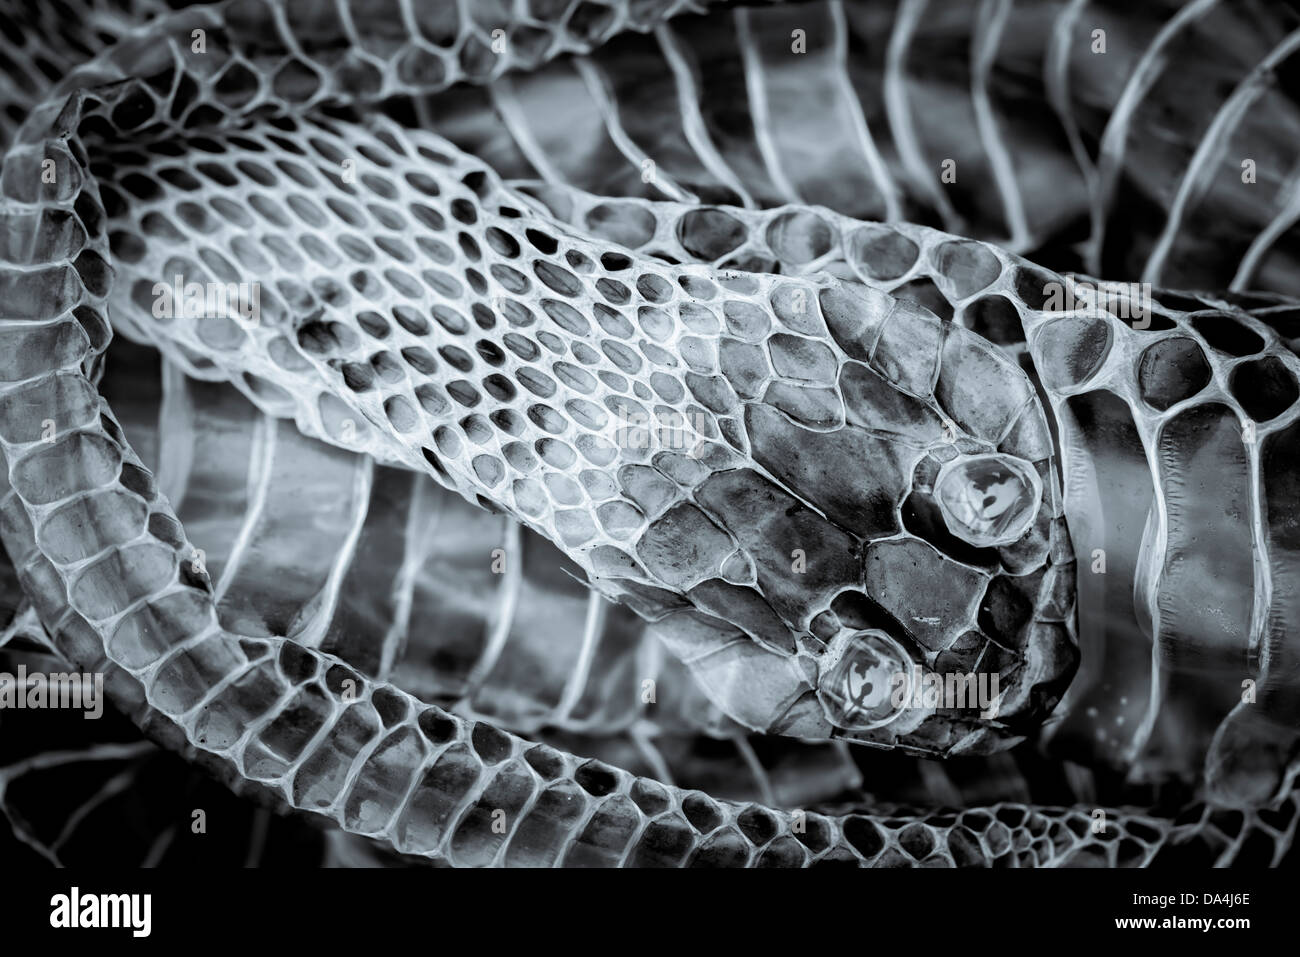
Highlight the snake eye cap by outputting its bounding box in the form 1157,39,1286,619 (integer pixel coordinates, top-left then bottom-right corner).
935,452,1043,547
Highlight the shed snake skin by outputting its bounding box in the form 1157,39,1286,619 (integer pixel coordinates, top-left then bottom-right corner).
1,0,1299,866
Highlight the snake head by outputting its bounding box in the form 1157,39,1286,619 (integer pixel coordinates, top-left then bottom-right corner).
607,279,1078,756
36,59,1074,759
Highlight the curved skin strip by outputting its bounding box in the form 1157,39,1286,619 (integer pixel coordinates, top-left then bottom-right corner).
882,0,962,233
729,2,889,219
1043,0,1096,199
1140,25,1300,286
12,2,1300,298
652,21,760,208
5,350,750,747
969,0,1031,253
1019,295,1300,805
1085,0,1220,277
1045,390,1157,771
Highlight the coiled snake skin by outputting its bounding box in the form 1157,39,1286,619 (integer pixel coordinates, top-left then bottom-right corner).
1,0,1299,866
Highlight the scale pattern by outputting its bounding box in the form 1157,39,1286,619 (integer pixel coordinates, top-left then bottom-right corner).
511,181,1300,804
0,0,1297,866
84,106,1078,753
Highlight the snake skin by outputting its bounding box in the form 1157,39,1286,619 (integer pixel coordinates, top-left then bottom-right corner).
1,0,1298,866
507,181,1300,805
82,105,1079,751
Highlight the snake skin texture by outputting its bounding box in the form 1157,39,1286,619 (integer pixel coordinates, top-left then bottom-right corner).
1,0,1299,867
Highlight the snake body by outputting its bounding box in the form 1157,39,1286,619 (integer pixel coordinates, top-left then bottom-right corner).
1,0,1299,866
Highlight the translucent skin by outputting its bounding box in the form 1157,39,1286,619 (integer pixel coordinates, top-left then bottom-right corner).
0,0,1298,866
